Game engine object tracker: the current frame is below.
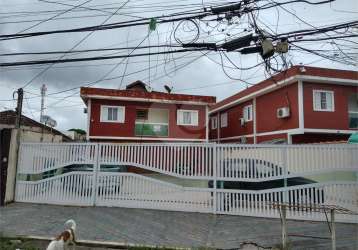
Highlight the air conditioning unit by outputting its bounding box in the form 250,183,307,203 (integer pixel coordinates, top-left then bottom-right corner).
277,107,290,118
240,118,245,126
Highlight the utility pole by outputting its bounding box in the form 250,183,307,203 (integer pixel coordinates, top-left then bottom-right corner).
8,88,23,204
14,88,23,129
40,84,46,122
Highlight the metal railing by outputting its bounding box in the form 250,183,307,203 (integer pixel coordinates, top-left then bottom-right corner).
15,142,358,223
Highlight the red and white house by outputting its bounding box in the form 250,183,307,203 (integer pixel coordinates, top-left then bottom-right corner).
209,66,358,144
81,81,216,142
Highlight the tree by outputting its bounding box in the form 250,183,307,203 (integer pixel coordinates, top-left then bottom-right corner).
68,128,86,135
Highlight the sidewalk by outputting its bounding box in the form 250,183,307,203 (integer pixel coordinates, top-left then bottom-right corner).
0,203,357,249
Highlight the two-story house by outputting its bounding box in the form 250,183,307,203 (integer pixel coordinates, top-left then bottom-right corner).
209,66,358,144
81,81,216,142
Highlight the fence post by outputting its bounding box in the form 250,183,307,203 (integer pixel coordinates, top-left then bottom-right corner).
213,144,217,214
282,146,288,203
330,209,336,250
92,143,100,206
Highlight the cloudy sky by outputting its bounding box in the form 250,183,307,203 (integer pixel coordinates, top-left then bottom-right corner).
0,0,357,132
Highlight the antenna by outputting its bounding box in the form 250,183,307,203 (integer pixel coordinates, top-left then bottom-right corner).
164,85,173,94
40,84,47,122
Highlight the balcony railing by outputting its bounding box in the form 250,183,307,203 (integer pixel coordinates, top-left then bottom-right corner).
135,122,169,137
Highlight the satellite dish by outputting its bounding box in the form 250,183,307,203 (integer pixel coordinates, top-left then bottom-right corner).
145,85,152,93
164,85,173,94
41,115,57,128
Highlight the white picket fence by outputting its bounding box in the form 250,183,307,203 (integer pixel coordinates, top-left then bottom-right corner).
15,142,358,223
18,143,358,180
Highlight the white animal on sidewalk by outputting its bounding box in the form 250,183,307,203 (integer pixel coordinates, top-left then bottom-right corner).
46,219,77,250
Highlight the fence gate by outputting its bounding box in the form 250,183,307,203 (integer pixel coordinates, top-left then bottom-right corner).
15,142,358,223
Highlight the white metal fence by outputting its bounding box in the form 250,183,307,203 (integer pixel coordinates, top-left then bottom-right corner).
15,142,358,223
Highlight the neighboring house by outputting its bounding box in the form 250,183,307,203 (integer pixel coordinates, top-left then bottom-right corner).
0,110,71,205
209,66,358,144
80,81,216,142
64,129,87,141
0,110,72,143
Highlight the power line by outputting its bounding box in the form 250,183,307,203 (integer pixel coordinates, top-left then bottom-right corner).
0,48,218,67
19,0,131,89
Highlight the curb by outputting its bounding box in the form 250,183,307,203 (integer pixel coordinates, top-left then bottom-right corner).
11,235,190,249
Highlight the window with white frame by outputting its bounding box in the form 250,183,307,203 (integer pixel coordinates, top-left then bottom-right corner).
211,117,218,129
100,106,125,123
177,110,198,126
243,105,253,122
313,90,334,112
220,113,228,128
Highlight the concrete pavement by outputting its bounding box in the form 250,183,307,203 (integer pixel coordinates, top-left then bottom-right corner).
0,203,357,249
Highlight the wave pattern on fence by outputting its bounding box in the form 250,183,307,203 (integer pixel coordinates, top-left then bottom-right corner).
96,173,212,212
15,142,358,223
216,182,358,223
217,144,358,181
99,143,214,179
15,172,93,206
18,143,358,180
18,143,97,174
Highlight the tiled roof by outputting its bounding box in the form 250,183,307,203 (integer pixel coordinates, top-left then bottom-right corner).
80,86,216,104
210,65,358,112
0,110,72,140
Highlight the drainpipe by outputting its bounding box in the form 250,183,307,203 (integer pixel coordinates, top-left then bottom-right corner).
205,106,209,142
298,80,305,135
217,112,220,143
86,99,91,142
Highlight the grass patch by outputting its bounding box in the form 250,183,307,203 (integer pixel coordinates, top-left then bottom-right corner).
0,237,39,250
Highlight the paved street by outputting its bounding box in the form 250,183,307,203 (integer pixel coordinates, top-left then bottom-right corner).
0,203,357,249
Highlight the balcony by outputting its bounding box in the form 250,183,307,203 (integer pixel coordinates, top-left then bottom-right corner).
135,122,168,137
135,108,169,137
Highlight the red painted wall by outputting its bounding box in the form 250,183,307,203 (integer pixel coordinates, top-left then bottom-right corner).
303,82,358,130
208,114,219,140
221,100,253,138
89,99,207,140
209,100,253,141
209,83,299,142
256,83,299,133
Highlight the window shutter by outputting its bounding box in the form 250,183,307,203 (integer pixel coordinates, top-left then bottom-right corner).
326,92,333,110
118,107,125,123
191,112,198,126
177,110,183,125
314,91,321,110
221,113,228,127
100,106,108,122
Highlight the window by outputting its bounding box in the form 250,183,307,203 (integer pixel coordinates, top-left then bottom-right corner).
211,117,218,130
220,113,228,128
313,90,334,111
243,105,253,122
100,106,125,123
177,110,198,126
136,109,148,120
348,93,358,129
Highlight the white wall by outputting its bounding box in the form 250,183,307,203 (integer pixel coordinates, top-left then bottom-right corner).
5,128,64,203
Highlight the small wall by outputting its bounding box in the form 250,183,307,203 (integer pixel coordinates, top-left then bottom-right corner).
5,129,64,203
21,130,63,143
5,129,18,203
